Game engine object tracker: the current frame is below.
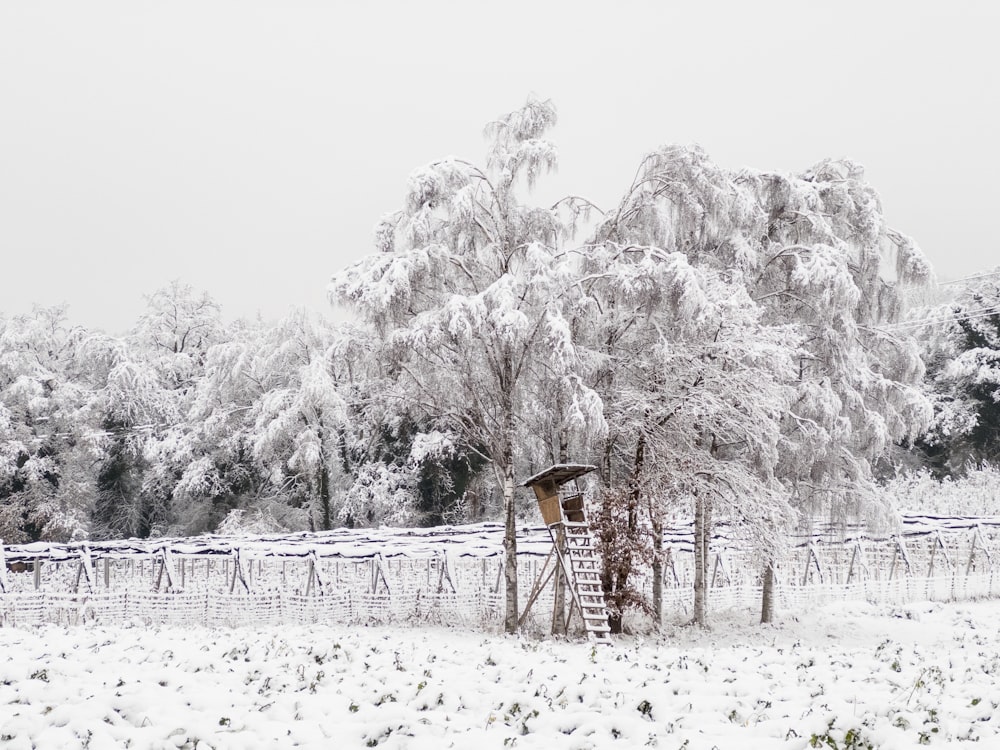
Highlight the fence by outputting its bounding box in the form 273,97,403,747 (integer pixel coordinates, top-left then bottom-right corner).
2,517,1000,630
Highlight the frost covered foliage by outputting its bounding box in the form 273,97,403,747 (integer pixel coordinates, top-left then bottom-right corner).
909,269,1000,476
882,464,1000,516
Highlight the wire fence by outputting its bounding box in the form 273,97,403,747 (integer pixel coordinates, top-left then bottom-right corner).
2,519,999,631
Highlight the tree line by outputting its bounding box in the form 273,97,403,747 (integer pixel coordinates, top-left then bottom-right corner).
2,98,998,631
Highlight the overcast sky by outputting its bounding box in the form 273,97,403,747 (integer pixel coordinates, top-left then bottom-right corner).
2,1,998,333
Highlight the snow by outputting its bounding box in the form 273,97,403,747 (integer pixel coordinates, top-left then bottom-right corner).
1,599,999,748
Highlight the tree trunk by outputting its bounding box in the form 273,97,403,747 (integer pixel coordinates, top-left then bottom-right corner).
502,459,518,633
602,434,645,635
551,526,567,635
760,562,776,624
692,492,711,627
316,424,332,531
500,356,519,635
651,510,663,628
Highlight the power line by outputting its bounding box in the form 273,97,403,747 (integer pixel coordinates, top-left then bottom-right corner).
938,269,1000,286
891,305,1000,332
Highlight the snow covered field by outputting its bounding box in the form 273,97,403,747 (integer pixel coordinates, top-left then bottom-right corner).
2,600,998,749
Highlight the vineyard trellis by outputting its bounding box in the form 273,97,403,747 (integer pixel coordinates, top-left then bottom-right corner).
2,514,1000,632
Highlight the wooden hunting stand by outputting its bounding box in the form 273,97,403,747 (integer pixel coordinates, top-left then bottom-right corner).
519,464,612,644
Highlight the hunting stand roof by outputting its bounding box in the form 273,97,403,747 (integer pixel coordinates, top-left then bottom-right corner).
522,464,597,489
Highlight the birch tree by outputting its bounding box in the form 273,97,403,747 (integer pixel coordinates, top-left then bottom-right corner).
582,213,799,629
331,97,603,633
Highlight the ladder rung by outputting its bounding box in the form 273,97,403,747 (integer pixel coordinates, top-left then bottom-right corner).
551,523,612,640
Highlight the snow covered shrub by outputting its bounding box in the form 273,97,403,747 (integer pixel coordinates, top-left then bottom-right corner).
592,486,654,633
882,464,1000,516
216,506,287,536
339,462,417,528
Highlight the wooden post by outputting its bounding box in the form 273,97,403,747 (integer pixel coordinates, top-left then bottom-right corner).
0,543,8,594
34,558,41,590
305,557,315,596
846,542,867,584
928,532,952,577
516,547,557,630
888,536,911,580
711,553,731,588
967,528,979,575
551,527,567,635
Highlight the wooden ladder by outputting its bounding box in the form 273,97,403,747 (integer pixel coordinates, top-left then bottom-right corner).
559,521,612,644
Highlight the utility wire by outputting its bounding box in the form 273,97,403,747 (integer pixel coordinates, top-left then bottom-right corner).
891,305,1000,332
937,269,1000,286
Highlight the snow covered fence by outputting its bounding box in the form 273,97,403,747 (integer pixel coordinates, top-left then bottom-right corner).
2,515,1000,629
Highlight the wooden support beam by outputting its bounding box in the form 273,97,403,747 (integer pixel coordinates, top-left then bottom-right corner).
0,542,8,594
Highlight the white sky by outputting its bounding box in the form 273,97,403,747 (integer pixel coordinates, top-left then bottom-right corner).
2,1,998,333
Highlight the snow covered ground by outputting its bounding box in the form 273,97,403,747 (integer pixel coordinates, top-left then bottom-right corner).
1,600,998,749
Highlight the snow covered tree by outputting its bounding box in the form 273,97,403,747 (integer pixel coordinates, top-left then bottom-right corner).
133,279,223,392
910,269,1000,475
143,317,263,536
178,311,355,533
592,145,932,624
0,306,94,542
331,97,604,633
247,312,350,530
745,160,932,622
79,333,179,539
581,216,799,629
